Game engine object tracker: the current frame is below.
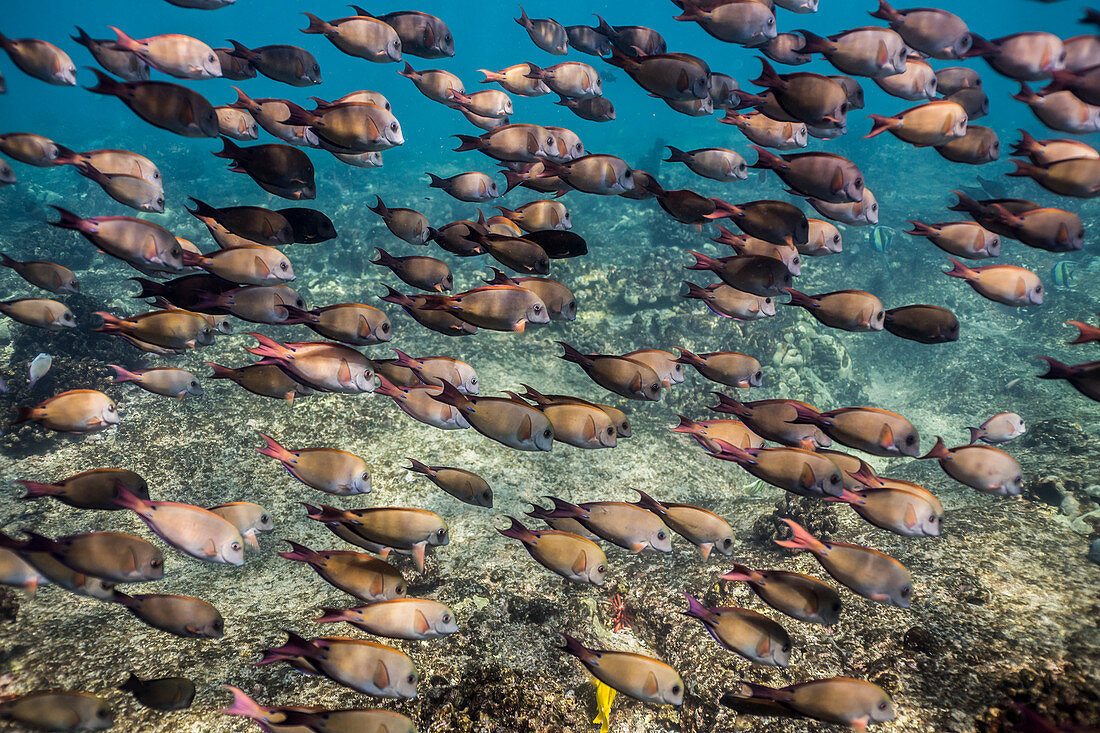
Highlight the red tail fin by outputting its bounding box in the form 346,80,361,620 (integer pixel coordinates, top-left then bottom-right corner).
942,257,977,280
245,333,292,361
1065,320,1100,345
108,364,141,384
48,206,87,232
256,630,319,666
453,134,485,152
670,415,703,434
206,363,237,380
685,251,722,271
255,432,296,464
498,516,537,544
774,518,827,552
313,607,353,624
919,436,951,460
674,347,702,365
783,288,818,310
560,633,596,663
83,68,127,98
864,114,899,139
405,457,434,476
748,145,788,172
718,563,765,583
750,58,786,91
904,220,939,237
1010,129,1039,157
300,12,331,34
110,485,149,513
1006,159,1041,179
681,592,717,624
1036,356,1078,381
220,686,270,721
16,480,62,499
278,540,324,565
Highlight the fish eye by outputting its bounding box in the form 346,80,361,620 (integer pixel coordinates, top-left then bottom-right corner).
171,246,181,257
767,17,774,24
1035,285,1043,294
107,404,117,412
406,674,416,684
533,304,543,312
442,613,451,623
650,384,659,392
190,380,199,388
156,197,164,207
781,643,790,652
208,54,215,63
596,564,606,574
871,203,878,212
622,421,630,431
657,531,667,540
900,586,911,597
625,170,633,178
231,542,241,552
260,514,269,523
905,435,915,444
150,557,162,568
854,178,863,189
396,584,406,594
97,708,111,718
280,262,288,270
542,429,552,438
829,474,841,484
754,371,763,381
722,538,732,548
390,122,398,131
764,297,773,304
878,701,889,710
437,528,447,538
382,322,391,333
671,685,681,695
606,427,615,435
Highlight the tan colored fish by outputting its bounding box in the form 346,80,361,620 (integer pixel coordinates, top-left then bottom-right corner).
368,196,430,244
419,285,548,332
870,0,971,59
0,298,75,330
905,220,1000,258
558,342,662,400
283,101,404,153
114,487,245,566
256,433,370,495
526,61,601,98
484,270,576,322
110,27,220,79
301,12,401,63
1011,129,1098,165
681,281,776,320
215,106,257,140
676,348,763,388
719,563,842,625
208,502,273,549
562,634,684,705
432,382,553,451
258,632,416,698
776,519,913,607
791,404,919,457
16,469,148,511
0,254,78,294
479,63,551,96
866,99,967,146
375,378,470,430
207,363,313,403
875,56,937,100
0,33,77,85
113,591,223,638
682,593,791,666
1011,84,1100,134
316,599,458,640
50,206,182,272
921,437,1023,495
12,389,119,433
303,505,448,571
544,497,672,553
495,200,571,232
222,687,415,733
280,541,406,601
799,27,907,78
245,334,377,393
398,62,463,104
711,441,846,498
0,692,113,730
719,111,808,150
109,365,201,399
0,132,71,166
519,386,630,438
671,415,765,454
977,32,1065,81
14,530,162,583
784,289,885,332
843,479,943,537
185,244,295,285
509,392,616,449
1008,156,1100,198
230,88,320,146
286,303,392,346
406,459,491,507
728,677,894,728
500,518,605,585
634,490,732,559
95,309,215,350
943,257,1044,306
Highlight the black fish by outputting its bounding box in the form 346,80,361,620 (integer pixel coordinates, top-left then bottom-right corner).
884,305,960,344
277,207,337,243
524,230,587,259
119,672,195,711
131,274,236,312
213,137,316,200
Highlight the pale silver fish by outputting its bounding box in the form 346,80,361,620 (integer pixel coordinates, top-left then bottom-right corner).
28,353,51,389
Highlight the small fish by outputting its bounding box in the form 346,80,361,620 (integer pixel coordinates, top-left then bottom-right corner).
11,389,119,433
6,530,163,583
682,593,792,667
634,490,733,559
719,564,842,625
112,591,224,638
498,517,606,585
27,353,51,389
303,505,449,572
113,486,245,566
968,413,1026,444
593,679,617,733
119,672,196,711
1051,260,1076,287
256,432,370,495
110,365,202,399
543,497,672,553
0,692,113,731
561,634,684,705
17,468,148,510
208,502,273,549
406,458,492,507
280,540,407,601
870,224,897,252
724,677,895,729
258,631,417,698
222,687,416,732
315,598,458,640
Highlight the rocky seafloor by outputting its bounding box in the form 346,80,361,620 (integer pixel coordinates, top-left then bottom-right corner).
0,148,1098,733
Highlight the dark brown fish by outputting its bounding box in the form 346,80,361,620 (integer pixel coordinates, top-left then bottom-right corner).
187,198,293,246
213,136,316,199
112,591,224,637
685,252,794,297
1037,358,1100,403
278,207,337,243
594,15,666,56
746,59,849,129
606,48,709,101
884,304,960,344
208,362,313,403
354,7,454,58
369,196,430,245
85,69,218,137
380,286,478,337
71,26,149,81
227,40,321,86
17,469,148,510
557,342,663,400
785,289,885,332
720,563,842,625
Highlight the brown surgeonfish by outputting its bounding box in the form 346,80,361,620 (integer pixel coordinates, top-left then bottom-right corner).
711,395,830,448
95,309,216,350
671,415,765,454
257,631,417,698
682,593,791,667
869,1,971,59
256,433,370,495
776,519,913,607
634,490,732,559
561,634,684,705
519,386,630,438
921,437,1024,494
355,7,454,58
17,469,148,511
112,591,223,638
11,390,119,433
942,257,1044,307
372,248,452,292
0,33,77,85
113,488,244,566
784,289,885,332
725,678,895,729
418,285,548,332
280,541,406,601
676,348,763,388
790,404,919,457
719,564,842,625
119,673,195,712
207,363,313,403
245,334,376,393
542,497,672,553
841,479,944,537
1037,358,1100,403
0,691,113,730
380,287,477,337
681,282,776,321
303,505,448,571
368,196,430,244
485,270,576,321
406,459,491,507
685,252,793,298
374,378,469,430
85,69,218,137
516,7,568,54
557,342,663,400
506,391,616,449
499,517,606,585
432,382,552,450
227,41,320,85
283,303,391,346
222,687,415,733
7,530,162,583
606,47,709,101
213,137,315,199
884,304,960,344
316,598,458,640
300,12,402,63
710,441,847,499
0,298,75,330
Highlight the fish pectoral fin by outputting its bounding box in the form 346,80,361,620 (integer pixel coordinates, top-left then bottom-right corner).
357,314,372,339
903,504,918,530
878,423,895,451
372,659,391,690
412,542,426,571
201,539,218,557
413,608,430,634
798,463,818,490
629,372,643,395
1013,277,1027,299
337,359,353,388
254,256,272,277
830,166,844,196
370,573,385,598
756,635,771,657
126,546,139,575
643,670,660,697
571,550,588,576
629,542,646,554
583,415,597,442
698,543,712,560
518,414,533,443
244,529,260,550
676,69,690,92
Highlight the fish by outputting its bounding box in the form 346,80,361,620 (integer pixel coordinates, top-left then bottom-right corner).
354,7,454,58
426,171,499,202
208,502,273,550
526,61,602,99
761,33,812,66
673,0,777,46
556,95,615,122
71,26,150,81
593,15,667,57
374,377,470,430
207,363,313,403
1066,315,1100,345
109,27,221,79
17,468,148,511
0,298,75,330
187,198,294,246
400,62,464,104
1010,130,1098,166
281,100,404,154
306,505,449,572
1011,83,1100,134
681,281,776,321
279,540,407,601
606,47,709,101
884,304,960,344
974,31,1066,81
498,517,607,585
671,415,766,455
634,490,732,559
592,679,617,733
213,137,316,200
95,309,217,350
558,342,662,401
380,286,478,337
561,634,684,705
968,413,1026,444
1036,358,1100,403
227,41,320,85
667,146,748,183
724,678,895,729
777,519,913,607
11,389,119,433
785,289,886,332
246,334,376,393
316,599,458,640
381,350,478,393
566,24,611,56
750,147,863,203
432,381,552,450
742,59,848,130
119,673,195,711
905,220,1000,259
0,533,117,600
479,63,551,96
682,593,791,667
520,386,631,438
110,365,202,399
542,496,672,553
710,440,847,498
870,224,896,253
406,458,492,507
278,207,336,243
8,530,163,583
839,480,944,537
0,132,73,166
875,56,937,100
300,12,402,63
720,111,808,150
222,686,417,733
719,564,842,625
256,432,370,495
229,88,319,146
791,404,919,457
506,391,616,449
258,631,417,698
419,285,548,332
112,591,224,638
515,7,568,54
215,105,257,140
0,692,113,730
869,0,971,59
84,69,218,138
114,487,245,565
372,247,452,292
368,196,430,245
1052,260,1076,287
0,33,77,85
676,348,763,388
943,257,1044,307
865,100,968,146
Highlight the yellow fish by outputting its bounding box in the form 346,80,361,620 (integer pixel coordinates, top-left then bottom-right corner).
592,677,617,733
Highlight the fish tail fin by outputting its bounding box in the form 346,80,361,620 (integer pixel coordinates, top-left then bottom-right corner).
633,489,666,514
864,114,899,139
604,47,632,70
0,252,16,269
92,311,128,334
663,145,688,163
108,364,140,384
673,346,700,365
749,57,784,90
1010,129,1039,158
212,135,244,162
185,196,218,219
16,480,62,499
397,61,417,79
485,267,516,285
524,62,545,80
708,439,754,465
593,14,613,37
425,172,447,189
129,277,166,300
919,436,951,460
118,672,142,694
278,540,322,564
544,495,585,518
498,516,536,544
1010,82,1039,105
48,205,86,231
313,607,349,624
680,281,709,300
300,12,332,34
70,26,92,46
788,402,826,426
847,465,883,488
748,145,787,172
966,426,985,444
774,518,827,552
257,631,318,666
560,633,595,663
110,485,148,513
1065,320,1100,345
681,592,717,623
366,195,388,216
518,383,548,403
415,294,452,312
501,169,530,195
783,288,818,310
685,250,721,271
390,348,419,369
371,247,396,268
478,68,504,83
226,40,257,62
10,406,39,427
732,681,794,703
796,29,834,55
229,86,256,111
868,0,901,22
348,5,371,16
732,90,768,111
673,0,707,22
220,686,269,720
1036,356,1075,381
372,374,404,399
904,220,938,237
255,432,295,464
942,256,976,280
378,285,414,307
279,100,315,127
206,363,237,380
107,26,140,53
515,6,531,28
709,392,748,417
405,457,434,476
1006,159,1040,178
718,563,764,583
245,332,291,360
555,341,591,366
670,414,702,434
430,380,468,408
83,67,126,97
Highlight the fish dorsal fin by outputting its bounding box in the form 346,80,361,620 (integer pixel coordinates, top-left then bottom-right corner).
1014,277,1026,298
414,608,430,634
878,423,895,450
571,549,587,575
643,671,659,697
370,572,384,597
904,503,918,530
254,256,272,277
337,359,353,387
584,415,597,442
798,463,817,490
518,414,533,442
372,660,390,690
629,372,643,394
